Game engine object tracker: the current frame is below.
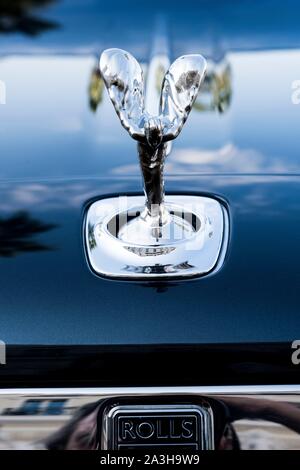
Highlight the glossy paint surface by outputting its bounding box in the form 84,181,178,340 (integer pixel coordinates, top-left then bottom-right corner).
0,343,298,387
0,176,299,345
0,0,300,348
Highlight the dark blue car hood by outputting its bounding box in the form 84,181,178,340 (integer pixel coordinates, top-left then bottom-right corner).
0,0,300,347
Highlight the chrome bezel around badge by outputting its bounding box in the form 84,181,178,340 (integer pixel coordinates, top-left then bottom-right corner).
101,404,214,450
85,195,229,281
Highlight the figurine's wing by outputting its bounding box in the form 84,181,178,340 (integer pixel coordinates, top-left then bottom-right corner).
159,54,207,141
99,48,146,141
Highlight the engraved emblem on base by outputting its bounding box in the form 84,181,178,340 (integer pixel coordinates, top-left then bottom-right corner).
102,404,214,450
84,48,229,280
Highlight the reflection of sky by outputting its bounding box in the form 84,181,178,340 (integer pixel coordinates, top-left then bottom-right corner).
0,55,135,179
1,49,300,179
167,50,300,174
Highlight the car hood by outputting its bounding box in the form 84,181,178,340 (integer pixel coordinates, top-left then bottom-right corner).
0,0,300,347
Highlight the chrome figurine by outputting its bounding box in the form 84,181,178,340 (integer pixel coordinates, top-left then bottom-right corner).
99,48,207,219
86,48,227,280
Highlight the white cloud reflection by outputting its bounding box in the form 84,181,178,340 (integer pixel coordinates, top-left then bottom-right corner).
112,142,298,176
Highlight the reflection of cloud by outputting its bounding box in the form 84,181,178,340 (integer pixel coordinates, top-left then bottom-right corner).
171,144,261,172
112,164,140,175
0,181,128,212
112,143,298,175
0,177,298,227
0,183,95,211
56,116,83,133
12,184,50,204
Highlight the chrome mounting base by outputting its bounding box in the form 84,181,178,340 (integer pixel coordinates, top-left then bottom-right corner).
85,195,228,280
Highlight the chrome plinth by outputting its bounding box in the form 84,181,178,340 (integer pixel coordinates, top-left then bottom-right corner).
85,195,228,280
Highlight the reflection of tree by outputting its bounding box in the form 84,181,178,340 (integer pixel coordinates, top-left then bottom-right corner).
194,59,232,113
87,222,96,250
88,68,103,112
45,401,100,450
0,211,57,257
0,0,59,37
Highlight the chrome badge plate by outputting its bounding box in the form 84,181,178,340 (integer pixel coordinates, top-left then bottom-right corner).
102,404,214,450
85,195,229,280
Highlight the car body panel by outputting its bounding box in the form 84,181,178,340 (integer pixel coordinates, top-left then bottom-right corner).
0,2,299,350
0,175,299,345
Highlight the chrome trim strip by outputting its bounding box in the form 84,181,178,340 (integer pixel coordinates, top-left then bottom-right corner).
1,385,300,449
0,384,300,396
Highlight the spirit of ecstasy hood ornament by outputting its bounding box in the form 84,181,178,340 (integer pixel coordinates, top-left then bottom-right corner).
100,48,206,219
84,49,229,280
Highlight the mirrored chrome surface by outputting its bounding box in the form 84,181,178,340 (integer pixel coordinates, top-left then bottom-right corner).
1,386,300,450
99,48,206,145
85,195,228,280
